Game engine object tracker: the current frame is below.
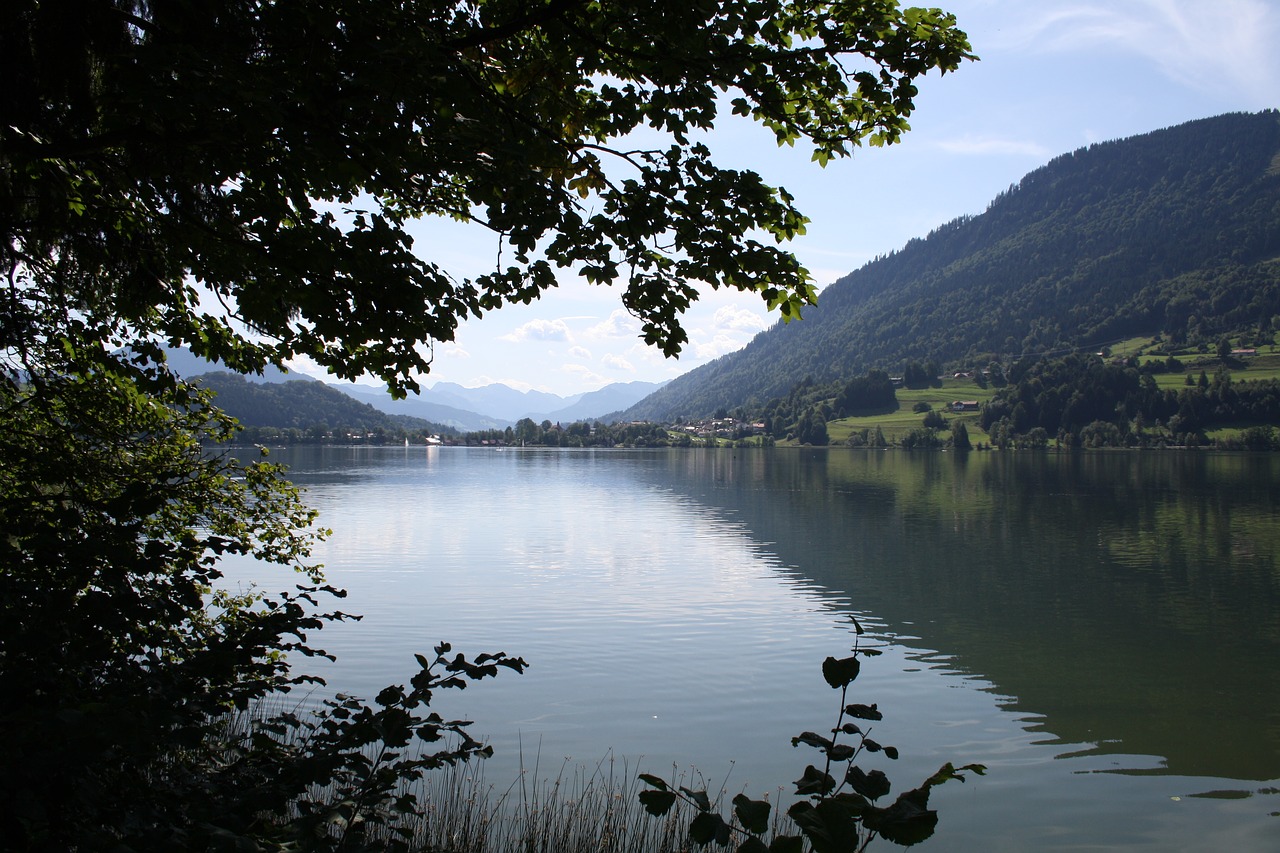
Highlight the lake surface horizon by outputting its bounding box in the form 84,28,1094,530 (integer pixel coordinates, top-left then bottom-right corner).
230,446,1280,851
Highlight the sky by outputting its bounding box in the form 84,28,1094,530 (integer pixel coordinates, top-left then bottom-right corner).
294,0,1280,398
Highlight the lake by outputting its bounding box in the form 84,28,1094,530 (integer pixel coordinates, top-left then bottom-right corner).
230,446,1280,851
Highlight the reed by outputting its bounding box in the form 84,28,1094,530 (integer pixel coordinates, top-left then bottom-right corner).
410,754,763,853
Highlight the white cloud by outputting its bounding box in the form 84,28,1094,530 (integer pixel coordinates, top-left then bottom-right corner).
999,0,1280,103
437,342,470,360
585,309,642,341
692,332,750,360
626,340,676,368
282,355,322,376
568,345,593,360
562,363,609,387
501,318,573,343
666,303,771,361
711,305,769,333
602,353,635,372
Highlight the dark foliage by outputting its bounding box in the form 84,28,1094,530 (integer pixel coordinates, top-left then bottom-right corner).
977,353,1280,446
2,3,977,847
834,370,898,417
3,0,970,392
639,622,984,851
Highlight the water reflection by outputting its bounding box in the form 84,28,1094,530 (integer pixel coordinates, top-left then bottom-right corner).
244,446,1280,850
635,449,1280,783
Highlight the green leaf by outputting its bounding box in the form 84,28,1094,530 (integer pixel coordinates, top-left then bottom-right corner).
821,655,861,688
862,788,938,847
638,773,669,791
681,786,712,812
847,766,892,800
794,765,836,796
733,793,771,834
639,789,677,816
689,811,731,846
769,836,804,853
788,797,864,853
923,762,987,787
844,703,883,720
791,731,834,751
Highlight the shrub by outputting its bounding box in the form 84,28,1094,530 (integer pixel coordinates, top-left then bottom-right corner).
639,621,984,851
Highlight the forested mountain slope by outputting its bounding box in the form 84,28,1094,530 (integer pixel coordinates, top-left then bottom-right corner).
624,111,1280,419
194,372,445,434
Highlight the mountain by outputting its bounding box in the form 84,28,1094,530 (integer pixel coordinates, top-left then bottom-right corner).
154,344,659,429
330,383,508,432
157,344,293,383
620,111,1280,420
527,380,667,423
426,382,576,421
192,372,447,433
337,379,665,427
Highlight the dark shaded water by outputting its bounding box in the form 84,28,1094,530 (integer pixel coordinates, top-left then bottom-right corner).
232,447,1280,851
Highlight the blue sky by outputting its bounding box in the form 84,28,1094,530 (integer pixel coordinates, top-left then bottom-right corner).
299,0,1280,398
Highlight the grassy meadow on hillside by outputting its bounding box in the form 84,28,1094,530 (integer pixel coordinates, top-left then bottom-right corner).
822,376,997,446
819,335,1280,448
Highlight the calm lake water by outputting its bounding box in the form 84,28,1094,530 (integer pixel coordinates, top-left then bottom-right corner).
233,446,1280,851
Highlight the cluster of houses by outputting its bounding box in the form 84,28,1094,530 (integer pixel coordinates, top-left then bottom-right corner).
678,417,766,439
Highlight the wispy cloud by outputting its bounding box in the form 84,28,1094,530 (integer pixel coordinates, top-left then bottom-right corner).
501,318,573,343
568,345,592,360
999,0,1280,103
584,309,642,341
692,332,749,360
436,342,470,360
562,364,609,387
935,134,1053,158
602,353,635,372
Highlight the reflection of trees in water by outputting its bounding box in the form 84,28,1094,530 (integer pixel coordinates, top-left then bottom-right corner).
644,449,1280,782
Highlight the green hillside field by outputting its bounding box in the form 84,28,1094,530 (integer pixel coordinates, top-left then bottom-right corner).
821,377,998,445
817,348,1280,447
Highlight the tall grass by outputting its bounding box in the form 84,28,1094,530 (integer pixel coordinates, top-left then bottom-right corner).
227,698,776,852
411,753,778,853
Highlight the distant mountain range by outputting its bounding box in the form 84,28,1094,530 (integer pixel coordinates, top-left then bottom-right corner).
619,110,1280,420
158,345,664,430
336,378,666,427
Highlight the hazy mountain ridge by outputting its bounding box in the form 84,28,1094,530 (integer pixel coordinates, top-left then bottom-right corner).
334,379,665,427
621,111,1280,420
157,345,664,429
332,383,510,432
528,380,668,423
426,381,580,420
